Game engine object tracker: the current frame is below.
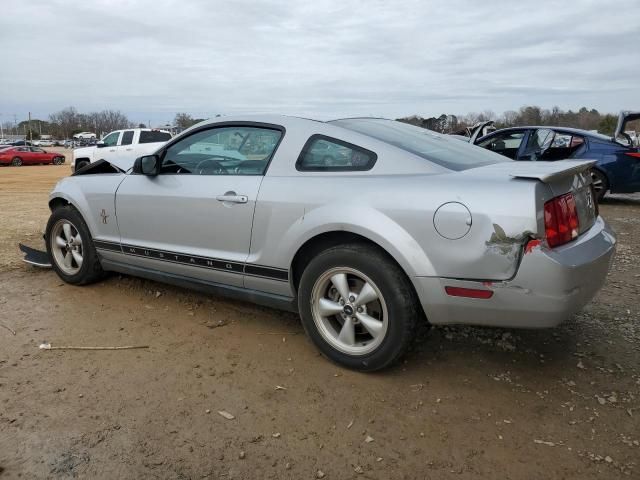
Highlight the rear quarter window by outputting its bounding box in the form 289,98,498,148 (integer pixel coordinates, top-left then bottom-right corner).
140,131,172,144
296,135,377,172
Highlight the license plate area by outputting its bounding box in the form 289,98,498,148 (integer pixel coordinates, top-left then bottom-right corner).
575,185,596,234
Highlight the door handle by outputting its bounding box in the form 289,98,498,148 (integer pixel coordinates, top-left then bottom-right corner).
109,149,116,152
216,194,248,204
126,148,133,151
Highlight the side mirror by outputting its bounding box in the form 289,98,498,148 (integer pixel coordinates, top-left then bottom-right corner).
96,141,105,148
133,155,160,176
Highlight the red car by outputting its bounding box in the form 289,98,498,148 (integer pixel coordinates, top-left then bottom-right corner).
0,146,65,166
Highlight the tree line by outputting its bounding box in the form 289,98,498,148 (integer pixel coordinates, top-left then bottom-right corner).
0,109,214,140
1,107,133,140
398,105,619,136
2,105,622,140
48,107,133,139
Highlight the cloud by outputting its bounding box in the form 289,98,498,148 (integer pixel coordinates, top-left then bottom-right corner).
0,0,637,124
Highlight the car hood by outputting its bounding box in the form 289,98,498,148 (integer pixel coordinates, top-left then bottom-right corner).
102,156,136,171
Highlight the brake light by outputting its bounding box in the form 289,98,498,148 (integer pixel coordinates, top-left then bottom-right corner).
544,193,579,248
625,152,640,159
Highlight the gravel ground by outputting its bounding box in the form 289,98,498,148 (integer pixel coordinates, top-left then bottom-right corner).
0,163,638,479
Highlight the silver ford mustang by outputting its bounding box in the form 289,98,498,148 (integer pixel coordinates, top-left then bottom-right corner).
45,115,616,370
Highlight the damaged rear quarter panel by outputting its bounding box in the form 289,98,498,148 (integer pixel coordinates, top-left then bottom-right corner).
402,175,549,281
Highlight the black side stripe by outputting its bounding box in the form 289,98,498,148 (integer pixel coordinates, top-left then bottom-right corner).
93,240,122,252
94,240,289,282
244,264,289,281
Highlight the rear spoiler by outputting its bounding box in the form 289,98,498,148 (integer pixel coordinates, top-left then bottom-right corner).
507,160,596,183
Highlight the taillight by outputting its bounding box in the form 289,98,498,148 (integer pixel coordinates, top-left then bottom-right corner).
544,193,579,248
624,152,640,159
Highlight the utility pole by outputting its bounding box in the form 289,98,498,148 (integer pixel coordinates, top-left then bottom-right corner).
0,113,3,139
28,112,32,142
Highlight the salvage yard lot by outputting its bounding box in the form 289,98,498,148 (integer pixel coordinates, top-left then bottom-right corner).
0,164,639,479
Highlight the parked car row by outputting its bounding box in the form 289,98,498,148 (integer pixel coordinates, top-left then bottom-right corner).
452,111,640,201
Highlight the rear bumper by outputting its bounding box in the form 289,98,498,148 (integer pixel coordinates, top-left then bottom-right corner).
414,216,616,328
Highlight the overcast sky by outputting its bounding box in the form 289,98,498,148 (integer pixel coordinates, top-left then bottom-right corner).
0,0,637,125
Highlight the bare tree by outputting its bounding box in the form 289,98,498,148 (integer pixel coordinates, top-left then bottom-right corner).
49,107,132,138
48,106,79,139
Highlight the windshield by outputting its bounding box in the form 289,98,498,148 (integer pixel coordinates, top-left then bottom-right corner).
330,118,511,171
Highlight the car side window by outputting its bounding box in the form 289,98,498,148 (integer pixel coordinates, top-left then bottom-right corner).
543,133,585,160
140,131,172,143
121,131,134,145
30,147,44,152
160,126,283,175
296,135,377,171
102,132,120,147
477,131,525,160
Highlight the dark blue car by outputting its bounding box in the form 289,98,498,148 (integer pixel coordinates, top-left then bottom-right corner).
470,111,640,201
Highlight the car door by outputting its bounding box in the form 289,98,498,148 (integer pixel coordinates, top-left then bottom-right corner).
17,147,36,164
114,129,135,161
114,123,284,288
29,147,49,163
96,131,121,163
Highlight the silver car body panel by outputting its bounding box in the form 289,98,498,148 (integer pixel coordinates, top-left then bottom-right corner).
48,114,616,328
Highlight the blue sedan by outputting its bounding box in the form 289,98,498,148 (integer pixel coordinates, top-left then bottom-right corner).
471,112,640,201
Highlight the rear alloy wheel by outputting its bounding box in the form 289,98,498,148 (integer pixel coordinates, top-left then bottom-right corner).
590,169,608,202
45,205,104,285
53,156,63,165
11,157,22,167
298,244,419,371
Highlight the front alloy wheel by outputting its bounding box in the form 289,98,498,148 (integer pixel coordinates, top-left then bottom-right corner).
50,219,83,275
45,205,104,285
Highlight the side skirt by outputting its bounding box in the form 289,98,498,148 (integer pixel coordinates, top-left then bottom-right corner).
100,259,298,313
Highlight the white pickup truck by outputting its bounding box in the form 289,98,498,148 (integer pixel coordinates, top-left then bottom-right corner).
72,128,172,172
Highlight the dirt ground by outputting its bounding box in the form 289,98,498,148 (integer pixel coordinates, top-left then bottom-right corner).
0,158,639,480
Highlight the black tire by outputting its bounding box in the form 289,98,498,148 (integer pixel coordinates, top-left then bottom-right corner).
45,205,104,285
298,243,420,371
53,156,63,165
11,157,22,167
75,160,89,171
590,169,608,202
